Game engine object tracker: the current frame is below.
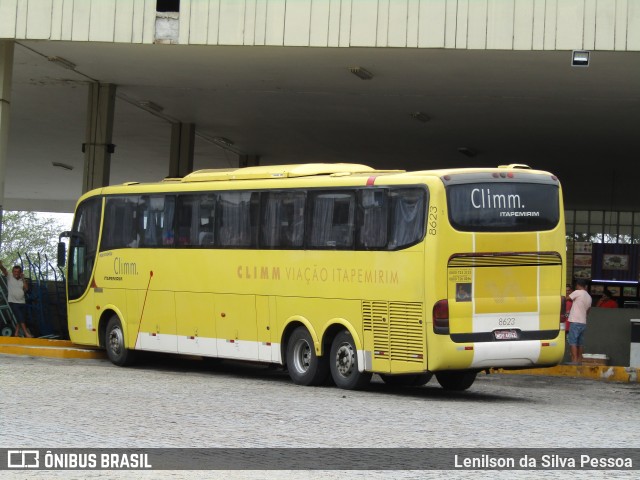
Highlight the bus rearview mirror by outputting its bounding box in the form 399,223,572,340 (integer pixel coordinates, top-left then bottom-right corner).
57,242,66,267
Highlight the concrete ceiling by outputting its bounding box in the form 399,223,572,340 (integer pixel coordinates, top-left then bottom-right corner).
6,40,640,212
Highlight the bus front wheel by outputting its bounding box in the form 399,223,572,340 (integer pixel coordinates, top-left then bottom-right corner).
330,330,372,390
105,316,137,366
435,370,477,391
286,327,328,386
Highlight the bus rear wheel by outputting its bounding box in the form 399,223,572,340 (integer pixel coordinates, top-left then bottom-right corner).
380,372,433,387
286,326,328,386
105,316,137,366
435,370,477,391
330,330,372,390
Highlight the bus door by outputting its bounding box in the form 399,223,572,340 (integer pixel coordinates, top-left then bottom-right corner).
66,197,102,345
67,279,98,345
215,294,258,361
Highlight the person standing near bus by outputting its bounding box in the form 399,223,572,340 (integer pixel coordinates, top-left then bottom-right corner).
567,279,591,364
0,260,33,338
565,284,573,335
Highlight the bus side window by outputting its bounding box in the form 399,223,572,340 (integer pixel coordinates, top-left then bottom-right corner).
309,191,356,249
388,188,427,249
261,193,281,248
285,192,305,247
176,195,199,247
197,195,216,247
162,196,176,246
261,191,305,248
140,195,173,247
217,191,259,248
357,189,388,249
102,196,140,250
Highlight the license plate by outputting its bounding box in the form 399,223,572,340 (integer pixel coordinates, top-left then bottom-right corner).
494,329,519,340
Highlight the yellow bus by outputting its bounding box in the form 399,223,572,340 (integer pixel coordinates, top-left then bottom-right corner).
59,163,566,390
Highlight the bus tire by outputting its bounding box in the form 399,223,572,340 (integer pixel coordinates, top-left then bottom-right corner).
286,326,328,386
380,372,433,387
435,370,477,391
105,316,137,367
330,330,372,390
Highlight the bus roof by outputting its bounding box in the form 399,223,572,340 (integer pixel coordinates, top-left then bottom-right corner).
180,163,404,182
78,163,557,203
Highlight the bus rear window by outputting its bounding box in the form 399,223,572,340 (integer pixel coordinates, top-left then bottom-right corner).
447,182,560,232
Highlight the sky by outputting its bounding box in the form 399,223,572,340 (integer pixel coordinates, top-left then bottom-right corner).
37,211,74,230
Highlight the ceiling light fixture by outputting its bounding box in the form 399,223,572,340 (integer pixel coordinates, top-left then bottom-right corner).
348,67,374,80
138,101,164,112
571,50,590,67
52,162,74,171
457,147,477,158
213,137,234,147
197,132,244,157
47,56,77,70
410,112,430,123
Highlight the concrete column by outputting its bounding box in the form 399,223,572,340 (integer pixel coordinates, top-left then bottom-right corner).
239,155,260,168
0,41,15,250
169,122,195,178
83,83,117,193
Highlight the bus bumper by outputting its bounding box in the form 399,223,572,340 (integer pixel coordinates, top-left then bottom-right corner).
428,334,564,371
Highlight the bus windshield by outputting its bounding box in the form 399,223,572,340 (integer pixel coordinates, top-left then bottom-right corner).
446,182,560,232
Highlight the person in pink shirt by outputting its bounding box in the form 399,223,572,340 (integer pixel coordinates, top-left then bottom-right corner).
567,279,592,364
565,284,573,334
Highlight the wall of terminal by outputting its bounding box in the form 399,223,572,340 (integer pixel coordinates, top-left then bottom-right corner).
566,209,640,285
566,210,640,244
0,0,639,51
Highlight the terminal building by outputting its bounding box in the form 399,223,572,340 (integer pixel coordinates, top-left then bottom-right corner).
1,0,639,286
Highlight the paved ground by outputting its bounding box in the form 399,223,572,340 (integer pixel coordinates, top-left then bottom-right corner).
1,354,639,479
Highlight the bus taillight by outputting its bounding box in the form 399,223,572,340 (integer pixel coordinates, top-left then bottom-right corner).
433,299,449,334
560,296,567,330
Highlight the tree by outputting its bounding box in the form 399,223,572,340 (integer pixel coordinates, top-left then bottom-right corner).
0,211,69,275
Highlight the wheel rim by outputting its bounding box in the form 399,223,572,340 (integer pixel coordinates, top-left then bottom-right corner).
108,326,124,356
292,338,312,374
1,326,12,336
335,342,356,378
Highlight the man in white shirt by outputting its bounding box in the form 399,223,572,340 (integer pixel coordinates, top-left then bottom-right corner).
0,260,33,338
567,278,592,364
